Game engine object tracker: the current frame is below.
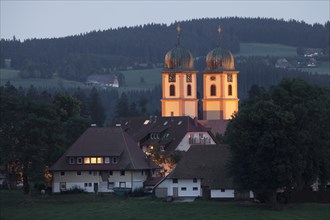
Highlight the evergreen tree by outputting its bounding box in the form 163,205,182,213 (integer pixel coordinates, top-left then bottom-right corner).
89,87,105,126
115,92,129,118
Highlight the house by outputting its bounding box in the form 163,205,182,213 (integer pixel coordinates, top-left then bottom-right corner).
154,145,253,200
50,127,158,193
117,116,217,155
275,58,290,69
86,74,119,87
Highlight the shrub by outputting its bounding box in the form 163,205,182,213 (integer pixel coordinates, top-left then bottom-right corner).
61,186,86,194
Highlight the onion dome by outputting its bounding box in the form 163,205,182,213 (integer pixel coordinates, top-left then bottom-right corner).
206,25,235,71
164,24,194,70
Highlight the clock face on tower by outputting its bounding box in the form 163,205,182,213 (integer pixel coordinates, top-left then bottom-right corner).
169,73,176,82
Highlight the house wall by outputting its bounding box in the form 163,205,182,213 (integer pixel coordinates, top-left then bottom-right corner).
211,189,235,198
156,178,202,198
175,132,216,151
53,170,149,193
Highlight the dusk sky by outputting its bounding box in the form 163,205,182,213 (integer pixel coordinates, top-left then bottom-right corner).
1,0,329,40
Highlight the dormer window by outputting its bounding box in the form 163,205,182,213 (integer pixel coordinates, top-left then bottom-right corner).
105,157,110,164
113,157,118,164
69,157,75,164
77,157,82,164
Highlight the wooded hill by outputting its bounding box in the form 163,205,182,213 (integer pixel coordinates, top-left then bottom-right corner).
1,17,329,81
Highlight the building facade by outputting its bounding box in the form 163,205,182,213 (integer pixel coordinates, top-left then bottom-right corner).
161,25,239,120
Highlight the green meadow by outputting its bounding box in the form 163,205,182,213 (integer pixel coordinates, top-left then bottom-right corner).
237,43,297,57
0,190,329,220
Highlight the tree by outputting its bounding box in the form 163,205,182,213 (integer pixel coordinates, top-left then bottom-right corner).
225,78,330,206
88,87,105,126
115,92,129,118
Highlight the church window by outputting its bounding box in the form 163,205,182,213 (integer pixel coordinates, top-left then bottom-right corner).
186,73,192,82
227,74,233,82
170,85,175,96
228,85,233,96
187,84,192,96
169,73,176,82
211,85,216,96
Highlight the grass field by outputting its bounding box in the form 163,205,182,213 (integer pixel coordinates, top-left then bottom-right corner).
236,43,297,57
0,190,329,220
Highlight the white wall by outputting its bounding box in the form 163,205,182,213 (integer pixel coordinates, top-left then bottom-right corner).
211,189,235,198
53,170,149,193
176,132,216,151
157,178,202,197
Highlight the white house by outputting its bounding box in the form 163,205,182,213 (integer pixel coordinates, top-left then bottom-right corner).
50,127,159,193
154,145,253,200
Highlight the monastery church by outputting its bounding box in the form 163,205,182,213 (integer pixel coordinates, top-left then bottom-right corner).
161,24,239,120
50,25,247,199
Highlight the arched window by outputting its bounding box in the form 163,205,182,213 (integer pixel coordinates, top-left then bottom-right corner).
228,85,232,96
187,84,192,96
210,85,216,96
170,85,175,96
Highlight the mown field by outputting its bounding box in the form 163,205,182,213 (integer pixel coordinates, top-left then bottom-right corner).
237,43,297,57
0,190,329,220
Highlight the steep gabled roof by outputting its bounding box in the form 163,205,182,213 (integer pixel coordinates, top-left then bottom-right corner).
116,116,214,155
50,127,158,171
168,144,233,189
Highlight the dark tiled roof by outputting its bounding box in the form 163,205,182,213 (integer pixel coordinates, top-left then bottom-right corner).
144,176,165,187
198,120,228,135
168,144,233,189
50,127,158,171
117,116,213,155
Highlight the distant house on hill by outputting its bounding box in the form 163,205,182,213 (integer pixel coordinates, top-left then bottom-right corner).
307,58,317,67
304,48,323,57
154,145,253,200
50,127,158,193
275,58,290,69
86,74,119,87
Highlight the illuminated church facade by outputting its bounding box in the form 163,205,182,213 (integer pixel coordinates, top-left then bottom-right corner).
161,25,239,120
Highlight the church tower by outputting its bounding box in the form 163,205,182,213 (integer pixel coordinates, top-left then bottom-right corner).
161,24,198,118
202,26,239,120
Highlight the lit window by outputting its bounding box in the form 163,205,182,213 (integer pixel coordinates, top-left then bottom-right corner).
112,157,118,164
170,85,175,96
228,85,232,96
211,85,216,96
143,120,150,125
97,157,103,164
77,157,82,164
187,84,192,96
181,187,187,191
69,157,75,164
84,157,90,164
173,179,178,183
105,157,110,164
90,157,97,164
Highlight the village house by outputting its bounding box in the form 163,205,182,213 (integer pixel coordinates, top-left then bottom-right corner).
86,74,119,87
50,127,158,193
154,145,253,199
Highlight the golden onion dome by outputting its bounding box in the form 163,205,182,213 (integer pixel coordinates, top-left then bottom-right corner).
206,47,235,71
206,24,235,71
165,45,194,70
164,23,194,70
